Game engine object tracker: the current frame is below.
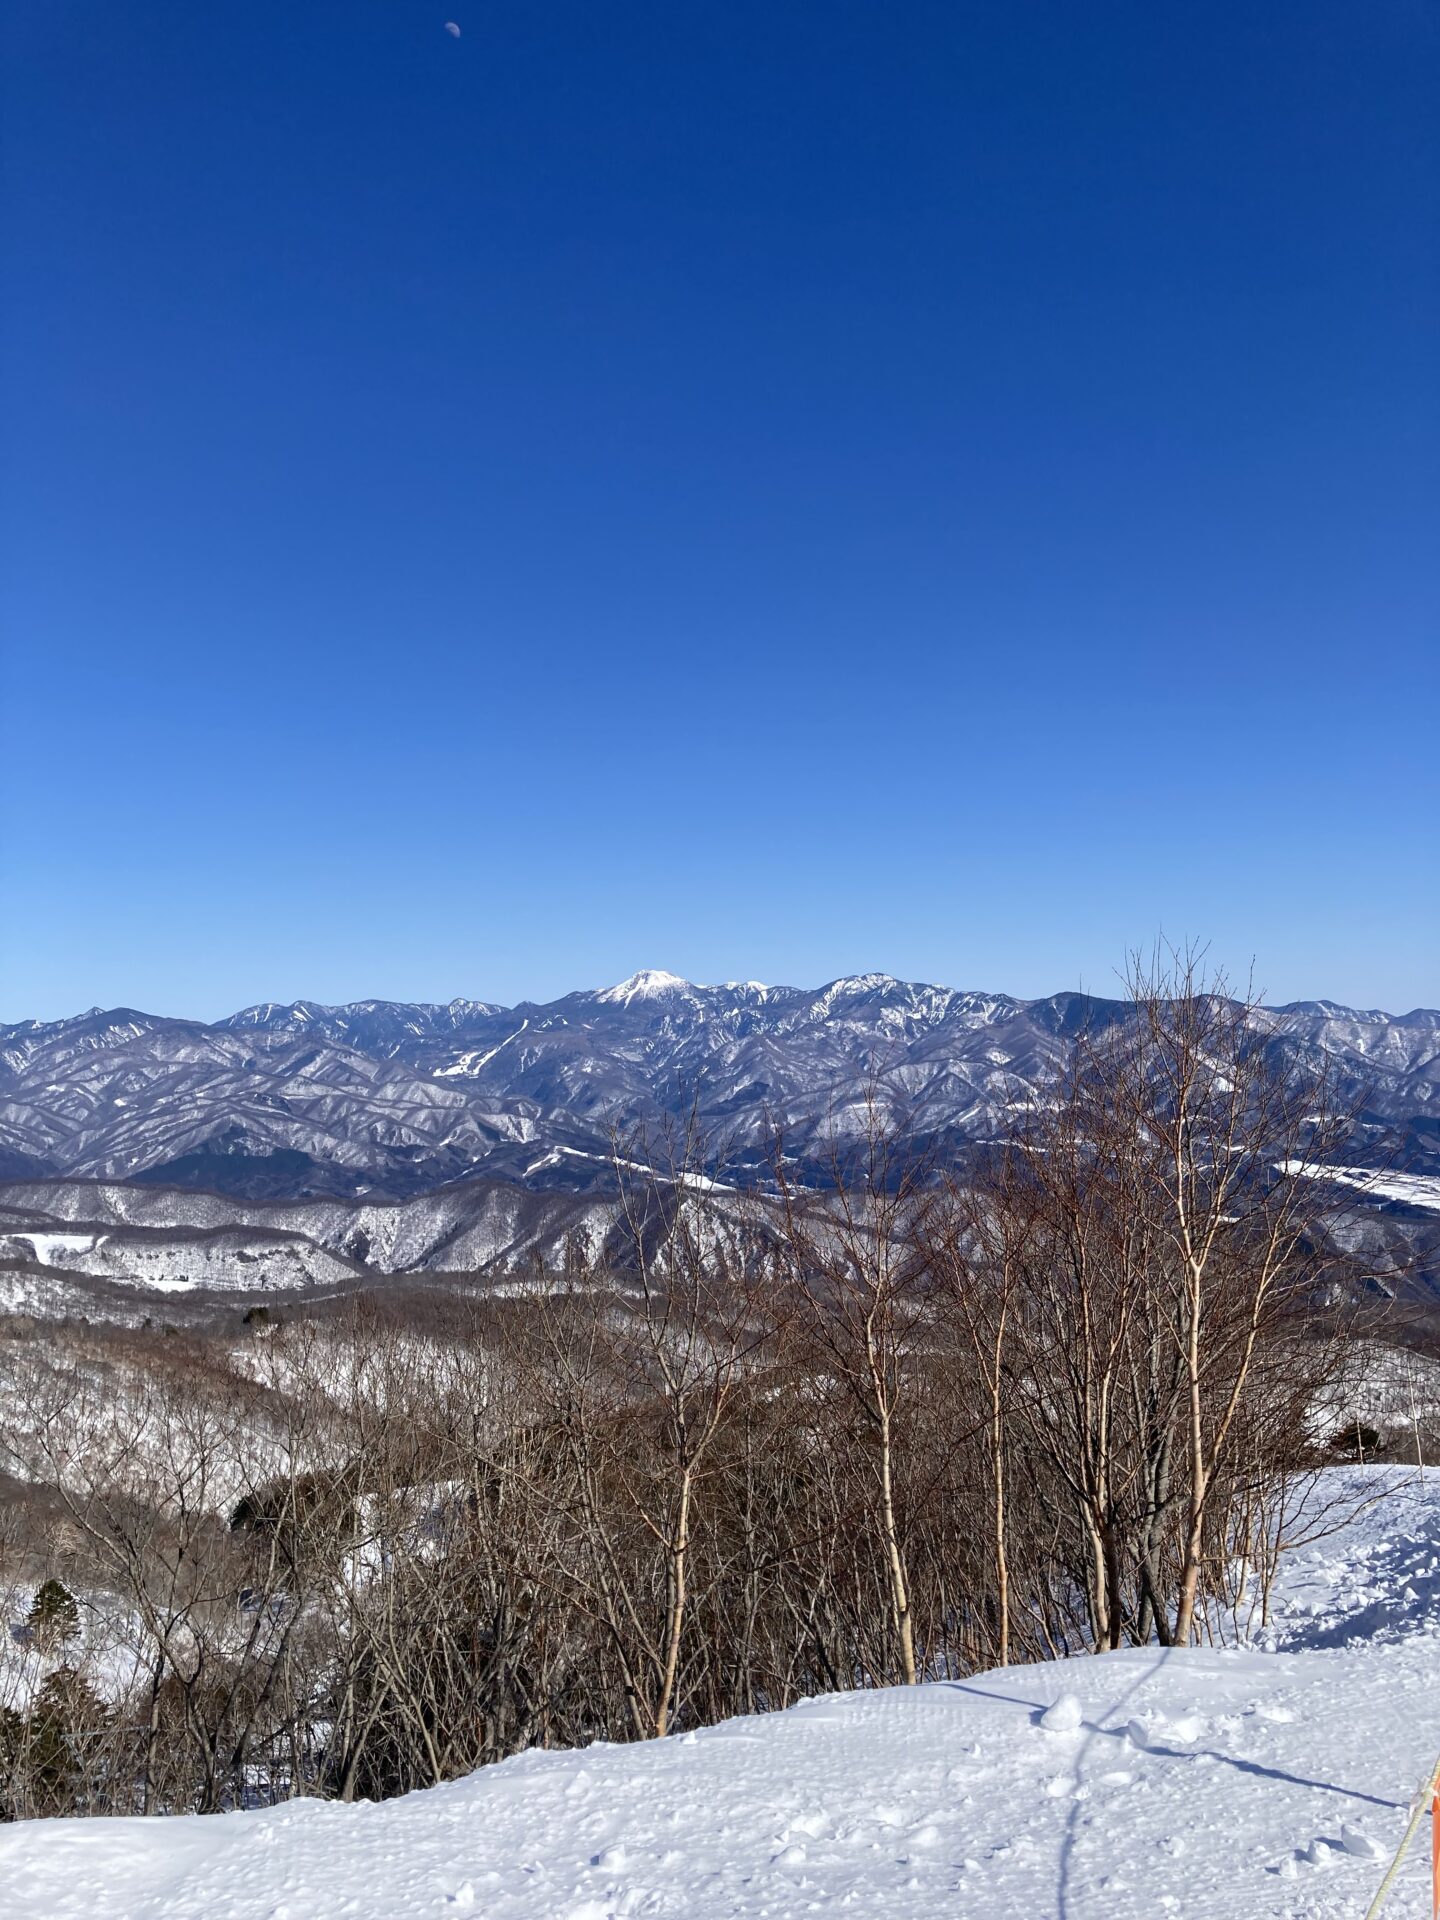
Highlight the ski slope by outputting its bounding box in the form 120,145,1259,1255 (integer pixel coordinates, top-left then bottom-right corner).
4,1466,1440,1919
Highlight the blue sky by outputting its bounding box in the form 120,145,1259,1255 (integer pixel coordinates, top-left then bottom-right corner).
2,1,1435,1020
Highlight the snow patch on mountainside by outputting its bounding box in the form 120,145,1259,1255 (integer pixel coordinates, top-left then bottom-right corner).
1284,1163,1440,1214
0,1230,104,1265
433,1019,530,1078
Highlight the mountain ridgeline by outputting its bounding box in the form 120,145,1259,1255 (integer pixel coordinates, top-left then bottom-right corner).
1,969,1436,1201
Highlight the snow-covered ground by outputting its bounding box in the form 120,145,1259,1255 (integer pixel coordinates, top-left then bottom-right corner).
1281,1162,1440,1215
5,1466,1440,1918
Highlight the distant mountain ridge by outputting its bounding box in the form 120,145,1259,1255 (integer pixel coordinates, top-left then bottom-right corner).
1,971,1436,1201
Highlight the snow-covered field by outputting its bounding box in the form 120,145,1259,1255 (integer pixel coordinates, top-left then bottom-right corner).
5,1467,1440,1919
1282,1163,1440,1215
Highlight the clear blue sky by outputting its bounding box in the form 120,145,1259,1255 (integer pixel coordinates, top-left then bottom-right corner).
2,1,1435,1021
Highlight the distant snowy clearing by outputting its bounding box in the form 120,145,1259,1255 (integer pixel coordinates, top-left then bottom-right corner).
0,1231,106,1265
1281,1162,1440,1214
5,1467,1440,1918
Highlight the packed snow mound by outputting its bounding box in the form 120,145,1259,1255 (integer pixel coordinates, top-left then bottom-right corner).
4,1467,1440,1918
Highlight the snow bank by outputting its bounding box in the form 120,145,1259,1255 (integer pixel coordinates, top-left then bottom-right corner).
4,1467,1440,1918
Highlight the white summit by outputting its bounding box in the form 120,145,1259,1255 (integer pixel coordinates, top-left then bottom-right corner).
594,968,695,1005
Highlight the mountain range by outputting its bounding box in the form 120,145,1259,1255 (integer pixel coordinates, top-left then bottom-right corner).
2,969,1436,1201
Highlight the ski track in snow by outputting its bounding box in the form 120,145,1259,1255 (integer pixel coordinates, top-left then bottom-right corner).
4,1466,1440,1918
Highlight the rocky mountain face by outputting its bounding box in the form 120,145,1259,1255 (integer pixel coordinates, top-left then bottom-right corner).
1,971,1436,1203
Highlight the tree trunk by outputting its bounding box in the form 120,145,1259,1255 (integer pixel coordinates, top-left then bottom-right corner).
654,1469,692,1738
875,1404,916,1685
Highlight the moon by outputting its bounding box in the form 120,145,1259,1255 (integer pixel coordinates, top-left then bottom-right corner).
444,21,461,37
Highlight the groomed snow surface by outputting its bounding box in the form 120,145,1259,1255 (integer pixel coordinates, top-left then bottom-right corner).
6,1467,1440,1919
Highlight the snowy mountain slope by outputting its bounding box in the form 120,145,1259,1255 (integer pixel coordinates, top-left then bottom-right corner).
1,974,1436,1201
4,1466,1440,1918
0,1175,664,1281
0,1167,1432,1316
0,1004,548,1199
0,1219,361,1294
1293,1167,1440,1215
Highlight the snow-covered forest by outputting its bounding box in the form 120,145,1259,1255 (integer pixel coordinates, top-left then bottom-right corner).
3,962,1435,1840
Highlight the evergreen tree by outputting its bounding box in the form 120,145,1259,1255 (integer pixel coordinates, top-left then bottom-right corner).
27,1578,79,1649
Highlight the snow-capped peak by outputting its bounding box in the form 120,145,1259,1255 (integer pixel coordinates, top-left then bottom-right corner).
829,973,903,994
594,969,694,1006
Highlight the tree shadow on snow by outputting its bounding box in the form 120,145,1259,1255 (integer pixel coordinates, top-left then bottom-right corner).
942,1663,1402,1919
